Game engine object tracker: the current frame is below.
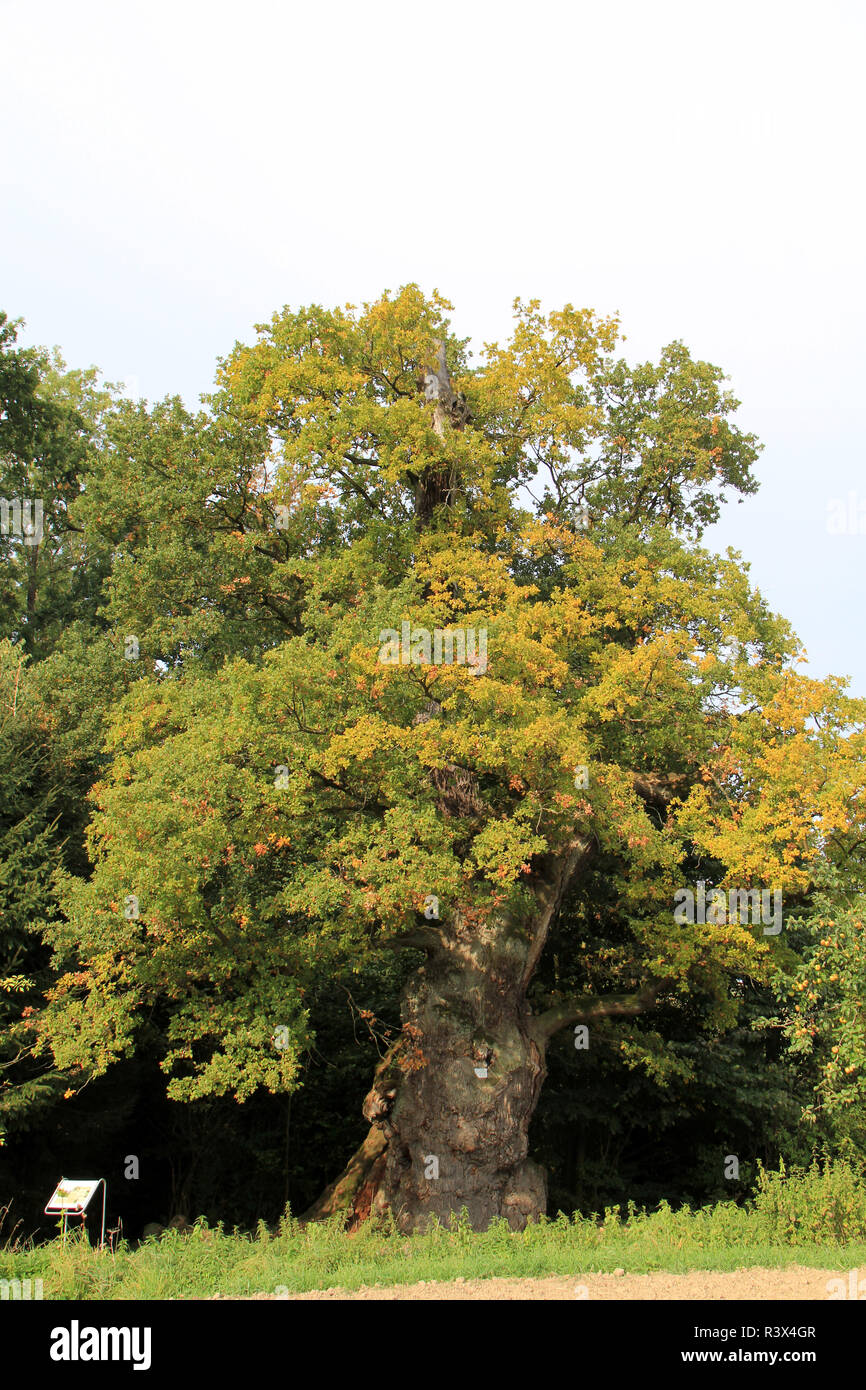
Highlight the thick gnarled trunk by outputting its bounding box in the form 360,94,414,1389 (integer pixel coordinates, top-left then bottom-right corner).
304,876,661,1231
305,843,632,1232
364,911,548,1232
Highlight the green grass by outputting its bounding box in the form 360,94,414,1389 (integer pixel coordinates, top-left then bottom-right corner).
3,1159,866,1300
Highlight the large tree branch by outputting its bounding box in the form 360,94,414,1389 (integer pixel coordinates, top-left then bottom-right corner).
333,463,390,518
631,771,688,800
379,925,444,953
530,979,663,1044
520,836,593,991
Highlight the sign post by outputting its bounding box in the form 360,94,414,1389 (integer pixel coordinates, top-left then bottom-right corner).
44,1178,107,1250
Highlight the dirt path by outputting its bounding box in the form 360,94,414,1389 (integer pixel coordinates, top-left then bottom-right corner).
222,1266,861,1300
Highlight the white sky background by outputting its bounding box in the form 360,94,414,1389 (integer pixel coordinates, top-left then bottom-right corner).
2,0,864,695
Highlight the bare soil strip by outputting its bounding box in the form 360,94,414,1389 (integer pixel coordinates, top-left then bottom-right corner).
218,1266,860,1300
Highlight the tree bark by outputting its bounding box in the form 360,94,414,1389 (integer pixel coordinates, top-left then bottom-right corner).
363,905,548,1232
407,339,473,524
304,840,662,1232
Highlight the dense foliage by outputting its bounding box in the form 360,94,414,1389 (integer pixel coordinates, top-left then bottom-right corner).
0,293,863,1237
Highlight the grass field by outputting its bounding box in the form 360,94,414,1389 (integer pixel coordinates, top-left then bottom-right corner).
3,1160,866,1300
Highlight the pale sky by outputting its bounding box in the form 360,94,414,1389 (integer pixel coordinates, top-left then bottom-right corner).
3,0,864,696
